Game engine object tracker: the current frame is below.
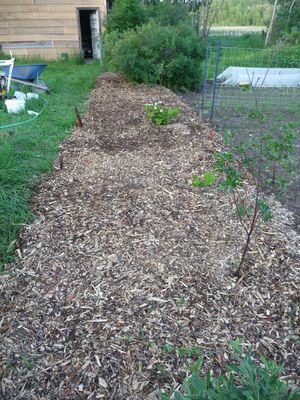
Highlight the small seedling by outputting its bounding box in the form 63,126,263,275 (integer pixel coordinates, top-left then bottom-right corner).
162,343,175,353
177,346,202,358
20,354,34,370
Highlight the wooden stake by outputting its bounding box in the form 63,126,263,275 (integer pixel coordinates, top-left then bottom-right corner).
59,155,64,170
75,107,83,128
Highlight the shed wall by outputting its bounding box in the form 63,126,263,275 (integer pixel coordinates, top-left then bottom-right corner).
0,0,106,59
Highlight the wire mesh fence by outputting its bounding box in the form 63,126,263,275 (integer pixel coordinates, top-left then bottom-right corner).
201,45,300,118
197,45,300,232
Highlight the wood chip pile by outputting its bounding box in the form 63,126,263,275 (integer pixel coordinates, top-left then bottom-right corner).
0,73,299,399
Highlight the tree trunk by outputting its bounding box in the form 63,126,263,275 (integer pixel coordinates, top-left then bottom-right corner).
197,2,203,37
265,0,278,45
287,0,296,25
203,0,210,38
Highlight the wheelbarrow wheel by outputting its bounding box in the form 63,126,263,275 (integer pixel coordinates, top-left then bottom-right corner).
33,79,48,93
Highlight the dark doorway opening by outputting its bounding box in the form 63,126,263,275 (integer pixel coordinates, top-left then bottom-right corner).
79,10,93,59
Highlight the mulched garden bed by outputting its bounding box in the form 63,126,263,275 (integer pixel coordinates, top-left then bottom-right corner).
0,73,299,399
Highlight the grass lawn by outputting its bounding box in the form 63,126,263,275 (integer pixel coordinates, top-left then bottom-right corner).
0,57,100,271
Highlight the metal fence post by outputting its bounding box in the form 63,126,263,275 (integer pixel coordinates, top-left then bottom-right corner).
210,45,221,121
200,44,209,117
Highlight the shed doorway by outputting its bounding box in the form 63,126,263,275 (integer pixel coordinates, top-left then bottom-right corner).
78,9,101,60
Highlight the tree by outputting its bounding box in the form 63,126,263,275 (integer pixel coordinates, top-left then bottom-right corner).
106,0,147,34
265,0,279,45
196,0,225,38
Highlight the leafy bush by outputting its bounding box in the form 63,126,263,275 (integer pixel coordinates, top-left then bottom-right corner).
161,351,300,400
105,0,147,34
104,21,204,91
144,102,179,125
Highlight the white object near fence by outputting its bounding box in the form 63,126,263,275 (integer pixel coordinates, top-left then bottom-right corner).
218,67,300,87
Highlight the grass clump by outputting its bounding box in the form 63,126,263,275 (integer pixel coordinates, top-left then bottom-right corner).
0,57,100,271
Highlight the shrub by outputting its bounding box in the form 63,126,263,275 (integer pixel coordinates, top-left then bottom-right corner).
104,21,204,91
105,0,147,34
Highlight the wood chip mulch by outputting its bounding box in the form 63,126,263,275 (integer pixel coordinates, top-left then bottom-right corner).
0,73,299,399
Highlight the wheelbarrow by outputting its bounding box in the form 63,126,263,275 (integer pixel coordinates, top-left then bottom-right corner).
1,63,49,93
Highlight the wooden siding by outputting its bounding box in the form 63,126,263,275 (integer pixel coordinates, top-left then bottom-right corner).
0,0,106,59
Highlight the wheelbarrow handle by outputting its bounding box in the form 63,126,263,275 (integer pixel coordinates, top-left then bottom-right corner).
10,77,50,93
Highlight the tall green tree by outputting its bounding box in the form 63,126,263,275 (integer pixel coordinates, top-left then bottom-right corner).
106,0,147,33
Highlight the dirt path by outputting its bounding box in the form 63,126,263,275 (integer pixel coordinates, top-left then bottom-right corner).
1,74,299,399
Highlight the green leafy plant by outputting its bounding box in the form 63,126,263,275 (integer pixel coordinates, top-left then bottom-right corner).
144,102,180,125
161,348,300,400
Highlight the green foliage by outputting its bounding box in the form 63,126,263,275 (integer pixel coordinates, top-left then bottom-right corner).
144,102,180,125
273,0,300,43
161,351,300,400
208,33,266,49
0,58,99,271
148,1,190,27
105,0,147,33
210,0,273,26
105,20,203,91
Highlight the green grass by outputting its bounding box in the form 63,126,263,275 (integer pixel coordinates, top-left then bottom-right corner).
0,56,100,271
208,33,265,49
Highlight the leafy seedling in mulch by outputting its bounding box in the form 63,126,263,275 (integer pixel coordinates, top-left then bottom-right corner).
144,102,180,125
20,354,34,370
162,343,175,354
161,344,300,400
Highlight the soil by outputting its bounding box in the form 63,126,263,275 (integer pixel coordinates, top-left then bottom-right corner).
1,74,300,399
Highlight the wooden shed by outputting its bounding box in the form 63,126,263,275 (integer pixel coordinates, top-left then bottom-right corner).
0,0,107,59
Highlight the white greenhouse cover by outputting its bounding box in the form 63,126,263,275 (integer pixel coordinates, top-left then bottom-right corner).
217,67,300,87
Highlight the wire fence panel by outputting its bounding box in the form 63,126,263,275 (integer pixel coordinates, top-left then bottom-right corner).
199,45,300,232
201,45,300,117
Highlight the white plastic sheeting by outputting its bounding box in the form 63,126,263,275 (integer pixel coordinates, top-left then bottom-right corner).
217,67,300,87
